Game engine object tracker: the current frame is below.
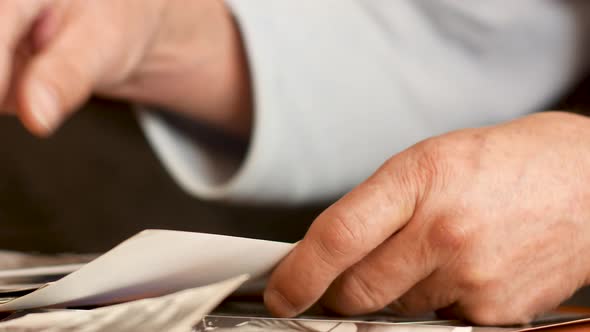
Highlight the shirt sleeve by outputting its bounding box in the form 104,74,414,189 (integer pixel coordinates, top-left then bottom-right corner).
139,0,590,205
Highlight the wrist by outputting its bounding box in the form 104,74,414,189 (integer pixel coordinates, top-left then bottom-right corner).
121,0,252,137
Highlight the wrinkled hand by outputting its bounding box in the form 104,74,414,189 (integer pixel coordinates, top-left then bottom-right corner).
0,0,251,136
266,112,590,325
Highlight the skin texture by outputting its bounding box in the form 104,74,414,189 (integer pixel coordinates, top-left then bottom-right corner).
1,0,589,326
0,0,252,137
265,111,590,325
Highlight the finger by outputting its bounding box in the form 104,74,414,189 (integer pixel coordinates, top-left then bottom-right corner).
451,272,569,326
31,2,68,52
0,44,31,113
18,6,114,136
265,151,426,317
0,0,51,103
320,219,438,316
388,269,459,317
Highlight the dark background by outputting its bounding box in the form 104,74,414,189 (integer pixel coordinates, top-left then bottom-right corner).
0,100,323,252
0,92,588,306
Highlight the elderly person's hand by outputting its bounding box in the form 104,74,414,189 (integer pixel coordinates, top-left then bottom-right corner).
0,0,251,137
265,111,590,325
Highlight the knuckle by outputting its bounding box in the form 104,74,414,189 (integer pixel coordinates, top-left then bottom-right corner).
308,236,339,272
456,264,499,291
338,270,388,313
408,130,489,192
414,138,447,173
405,138,452,194
376,136,456,211
428,217,468,253
316,211,366,261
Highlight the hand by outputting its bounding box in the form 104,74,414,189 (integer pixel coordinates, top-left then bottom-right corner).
0,0,251,137
265,111,590,325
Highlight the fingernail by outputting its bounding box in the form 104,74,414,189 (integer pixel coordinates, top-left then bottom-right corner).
28,81,60,134
264,289,299,317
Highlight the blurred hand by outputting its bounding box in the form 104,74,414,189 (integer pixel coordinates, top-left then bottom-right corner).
265,112,590,325
0,0,251,136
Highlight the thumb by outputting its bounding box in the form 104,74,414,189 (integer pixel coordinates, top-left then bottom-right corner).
18,11,112,136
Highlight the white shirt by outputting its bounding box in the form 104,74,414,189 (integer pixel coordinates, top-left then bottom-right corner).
139,0,590,205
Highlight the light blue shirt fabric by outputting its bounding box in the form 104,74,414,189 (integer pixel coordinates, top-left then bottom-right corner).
140,0,590,205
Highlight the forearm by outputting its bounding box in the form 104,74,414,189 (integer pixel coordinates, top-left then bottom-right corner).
100,0,252,137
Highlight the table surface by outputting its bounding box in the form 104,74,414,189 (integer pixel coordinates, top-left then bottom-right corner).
541,307,590,331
